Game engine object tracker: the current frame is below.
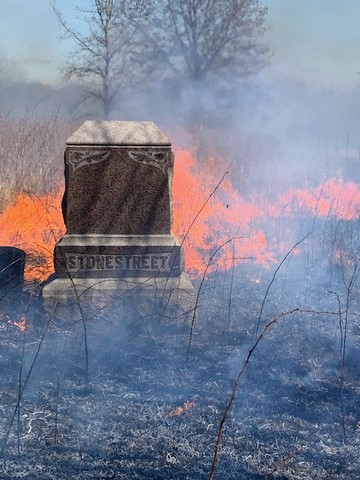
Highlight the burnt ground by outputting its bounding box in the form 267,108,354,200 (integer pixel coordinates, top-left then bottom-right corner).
0,260,360,480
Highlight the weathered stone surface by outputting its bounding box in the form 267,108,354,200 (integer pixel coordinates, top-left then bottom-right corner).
62,146,173,234
42,273,194,301
66,121,171,146
42,121,195,317
42,272,196,328
0,247,25,291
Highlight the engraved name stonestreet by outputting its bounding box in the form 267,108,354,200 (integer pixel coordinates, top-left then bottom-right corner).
65,253,171,273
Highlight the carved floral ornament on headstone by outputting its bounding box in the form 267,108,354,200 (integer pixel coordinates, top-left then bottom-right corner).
67,149,172,174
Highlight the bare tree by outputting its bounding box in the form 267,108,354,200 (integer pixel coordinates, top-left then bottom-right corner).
135,0,269,82
0,52,22,84
53,0,142,119
53,0,269,117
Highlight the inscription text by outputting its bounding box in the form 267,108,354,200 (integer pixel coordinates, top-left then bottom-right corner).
65,253,171,272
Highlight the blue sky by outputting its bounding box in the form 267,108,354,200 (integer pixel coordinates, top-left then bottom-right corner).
264,0,360,90
0,0,76,83
1,0,360,89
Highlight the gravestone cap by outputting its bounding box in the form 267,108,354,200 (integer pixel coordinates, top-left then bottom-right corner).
66,121,171,146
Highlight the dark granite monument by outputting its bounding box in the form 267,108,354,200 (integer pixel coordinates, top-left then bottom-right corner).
0,247,26,294
42,121,194,313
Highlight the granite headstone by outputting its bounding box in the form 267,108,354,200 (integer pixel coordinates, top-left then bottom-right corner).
42,121,194,312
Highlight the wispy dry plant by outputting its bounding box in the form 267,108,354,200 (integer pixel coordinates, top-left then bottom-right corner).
1,311,53,455
208,307,339,480
329,255,360,441
255,232,312,335
186,236,243,360
0,113,76,209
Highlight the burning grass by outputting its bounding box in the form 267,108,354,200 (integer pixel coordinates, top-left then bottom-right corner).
1,148,360,285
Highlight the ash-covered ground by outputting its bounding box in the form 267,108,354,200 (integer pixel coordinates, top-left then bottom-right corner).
1,248,360,480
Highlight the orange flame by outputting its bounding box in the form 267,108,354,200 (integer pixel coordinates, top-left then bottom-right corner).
0,312,29,332
277,178,360,220
10,315,28,332
0,191,65,281
0,150,359,283
172,150,275,276
168,399,197,417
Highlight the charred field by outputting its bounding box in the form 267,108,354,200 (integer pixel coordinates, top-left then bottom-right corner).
1,247,360,480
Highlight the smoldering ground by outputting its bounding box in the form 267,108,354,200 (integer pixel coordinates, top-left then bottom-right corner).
0,223,360,480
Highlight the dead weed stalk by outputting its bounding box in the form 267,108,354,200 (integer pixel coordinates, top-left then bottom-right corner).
208,307,339,480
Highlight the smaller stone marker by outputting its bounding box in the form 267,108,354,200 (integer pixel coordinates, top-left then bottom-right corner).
42,121,194,312
0,247,26,294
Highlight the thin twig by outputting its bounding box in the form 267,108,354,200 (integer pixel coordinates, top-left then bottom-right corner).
186,236,242,360
329,289,346,438
265,445,305,479
1,312,53,455
255,232,312,336
16,298,31,456
158,162,232,320
225,239,236,332
208,307,338,480
338,257,359,441
30,191,90,391
180,163,232,250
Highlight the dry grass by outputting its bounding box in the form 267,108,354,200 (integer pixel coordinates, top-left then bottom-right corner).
0,114,76,209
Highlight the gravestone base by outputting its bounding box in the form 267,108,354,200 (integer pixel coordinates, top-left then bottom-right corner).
42,272,195,303
42,233,196,322
42,272,196,331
